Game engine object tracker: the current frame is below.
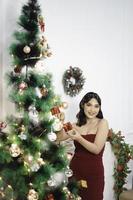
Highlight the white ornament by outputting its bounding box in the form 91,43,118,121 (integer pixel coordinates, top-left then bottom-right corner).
31,163,40,172
23,45,31,54
52,118,63,132
47,178,56,187
52,171,68,187
18,133,27,140
47,132,57,142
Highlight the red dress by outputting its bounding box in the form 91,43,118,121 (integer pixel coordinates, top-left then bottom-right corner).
70,134,105,200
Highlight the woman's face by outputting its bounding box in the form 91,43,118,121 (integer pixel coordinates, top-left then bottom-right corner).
84,98,100,119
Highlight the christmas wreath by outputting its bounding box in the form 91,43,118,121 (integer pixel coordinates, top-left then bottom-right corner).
62,66,85,97
108,129,133,200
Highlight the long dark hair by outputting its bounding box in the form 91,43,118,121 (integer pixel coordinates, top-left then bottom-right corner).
76,92,103,126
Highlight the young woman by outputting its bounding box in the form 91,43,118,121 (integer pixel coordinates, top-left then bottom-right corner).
57,92,109,200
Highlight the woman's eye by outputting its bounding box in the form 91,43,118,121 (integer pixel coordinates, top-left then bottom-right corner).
86,103,91,106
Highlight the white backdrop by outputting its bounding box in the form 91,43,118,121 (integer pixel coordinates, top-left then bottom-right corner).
0,0,133,199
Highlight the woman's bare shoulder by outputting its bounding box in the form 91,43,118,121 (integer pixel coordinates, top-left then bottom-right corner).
98,118,109,128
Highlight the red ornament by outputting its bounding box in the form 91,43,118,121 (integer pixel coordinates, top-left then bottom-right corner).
117,164,124,171
51,106,60,115
63,122,72,132
0,121,7,130
45,194,54,200
19,82,27,90
14,65,22,73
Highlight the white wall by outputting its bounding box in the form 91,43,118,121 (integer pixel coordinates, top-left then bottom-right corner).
1,0,133,199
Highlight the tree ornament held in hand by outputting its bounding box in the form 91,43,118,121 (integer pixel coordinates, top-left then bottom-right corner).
63,122,73,132
62,66,85,97
23,45,31,54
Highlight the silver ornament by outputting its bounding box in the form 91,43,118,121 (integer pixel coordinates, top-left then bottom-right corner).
47,132,57,142
65,167,73,177
18,133,27,140
47,178,56,187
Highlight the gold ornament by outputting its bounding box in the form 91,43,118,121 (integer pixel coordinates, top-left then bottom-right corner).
9,144,21,157
47,51,52,57
61,102,68,109
37,158,45,165
78,179,88,188
57,112,65,122
24,154,33,164
27,189,39,200
19,124,26,133
41,50,52,58
40,87,48,97
23,45,31,54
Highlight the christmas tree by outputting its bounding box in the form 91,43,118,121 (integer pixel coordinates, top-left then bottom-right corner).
0,0,80,199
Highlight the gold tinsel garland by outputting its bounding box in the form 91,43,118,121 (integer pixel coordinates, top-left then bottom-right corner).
107,129,133,200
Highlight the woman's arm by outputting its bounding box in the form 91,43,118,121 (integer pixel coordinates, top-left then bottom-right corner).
68,119,109,154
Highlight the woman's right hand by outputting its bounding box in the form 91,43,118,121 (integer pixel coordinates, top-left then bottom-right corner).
67,128,82,141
